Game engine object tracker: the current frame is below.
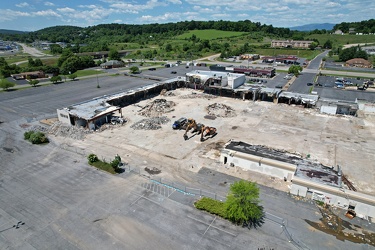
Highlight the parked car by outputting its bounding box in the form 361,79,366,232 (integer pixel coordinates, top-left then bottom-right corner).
171,71,177,74
172,117,187,129
148,68,156,71
307,82,313,86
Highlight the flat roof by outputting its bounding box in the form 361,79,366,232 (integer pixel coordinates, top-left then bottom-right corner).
225,140,340,187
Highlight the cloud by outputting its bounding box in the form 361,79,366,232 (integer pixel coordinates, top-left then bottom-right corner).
113,19,122,23
44,1,55,6
57,7,76,13
33,9,61,17
0,9,30,21
15,2,29,8
167,0,182,4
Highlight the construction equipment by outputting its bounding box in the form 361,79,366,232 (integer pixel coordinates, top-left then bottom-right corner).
183,119,204,140
200,126,217,141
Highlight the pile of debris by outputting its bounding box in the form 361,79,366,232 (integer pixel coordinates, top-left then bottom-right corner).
48,122,92,140
160,89,175,96
207,103,236,117
180,92,217,100
138,99,175,117
130,116,170,130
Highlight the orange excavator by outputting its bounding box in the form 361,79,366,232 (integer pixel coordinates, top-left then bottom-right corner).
200,126,217,141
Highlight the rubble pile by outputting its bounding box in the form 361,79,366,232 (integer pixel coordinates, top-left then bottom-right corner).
29,125,49,133
180,92,217,99
160,89,176,96
207,103,236,117
138,99,175,117
130,116,170,130
48,122,92,140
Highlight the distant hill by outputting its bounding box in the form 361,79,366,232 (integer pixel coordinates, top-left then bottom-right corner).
289,23,336,31
0,29,28,35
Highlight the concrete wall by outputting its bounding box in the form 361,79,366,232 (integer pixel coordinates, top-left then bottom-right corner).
290,177,375,220
220,150,296,180
57,109,71,125
358,102,375,113
228,75,245,89
320,105,337,115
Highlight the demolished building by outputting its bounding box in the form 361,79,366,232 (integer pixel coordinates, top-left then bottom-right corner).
220,140,375,221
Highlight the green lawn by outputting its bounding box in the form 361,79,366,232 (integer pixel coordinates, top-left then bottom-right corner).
176,29,248,40
307,34,375,47
254,48,320,60
75,69,105,77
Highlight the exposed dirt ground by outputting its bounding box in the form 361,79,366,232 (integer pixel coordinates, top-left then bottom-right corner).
51,88,375,195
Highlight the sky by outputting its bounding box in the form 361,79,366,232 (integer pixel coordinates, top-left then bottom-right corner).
0,0,374,31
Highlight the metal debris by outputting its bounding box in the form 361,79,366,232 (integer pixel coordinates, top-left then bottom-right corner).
130,116,170,130
138,99,175,117
207,103,236,117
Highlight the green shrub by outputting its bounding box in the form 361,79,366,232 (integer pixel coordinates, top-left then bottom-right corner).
87,154,99,163
29,131,49,144
24,131,49,144
24,131,34,140
194,197,227,218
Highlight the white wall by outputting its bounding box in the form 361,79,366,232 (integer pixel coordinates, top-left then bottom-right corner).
57,109,71,124
221,150,296,180
320,105,337,115
290,179,375,220
228,75,245,89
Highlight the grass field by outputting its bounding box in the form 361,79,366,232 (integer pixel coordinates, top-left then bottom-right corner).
254,48,320,60
176,29,248,40
75,69,105,77
307,34,375,47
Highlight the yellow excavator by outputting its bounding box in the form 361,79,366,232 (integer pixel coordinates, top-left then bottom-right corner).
183,118,217,141
183,119,202,140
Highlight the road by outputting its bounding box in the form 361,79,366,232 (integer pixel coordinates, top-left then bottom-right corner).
17,43,51,57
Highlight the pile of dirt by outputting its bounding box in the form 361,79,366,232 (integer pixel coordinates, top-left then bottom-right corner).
130,116,170,130
206,103,236,117
179,92,217,99
138,99,175,117
48,122,92,140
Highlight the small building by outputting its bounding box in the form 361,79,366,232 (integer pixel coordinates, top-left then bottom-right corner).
100,60,125,69
185,70,246,89
334,29,344,35
11,70,46,80
271,40,313,48
345,58,372,68
57,98,122,130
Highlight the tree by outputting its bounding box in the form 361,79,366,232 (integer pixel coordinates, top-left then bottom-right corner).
129,66,140,74
0,78,15,90
28,79,39,87
68,73,78,81
309,42,319,50
108,49,121,61
323,40,333,49
288,65,302,76
50,76,62,83
225,180,265,229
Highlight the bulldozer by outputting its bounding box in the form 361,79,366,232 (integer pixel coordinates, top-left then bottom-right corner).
200,126,217,141
183,119,203,140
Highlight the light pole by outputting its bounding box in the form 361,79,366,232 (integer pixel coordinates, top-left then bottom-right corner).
96,70,100,88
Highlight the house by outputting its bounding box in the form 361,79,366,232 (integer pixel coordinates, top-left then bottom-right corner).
334,29,344,35
345,58,372,68
100,60,125,69
349,28,356,34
